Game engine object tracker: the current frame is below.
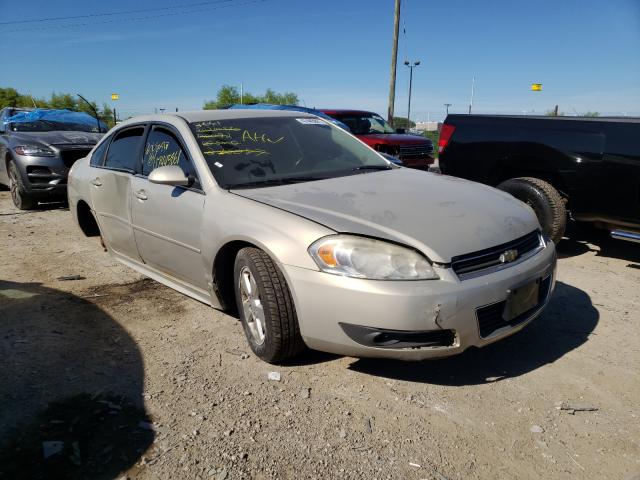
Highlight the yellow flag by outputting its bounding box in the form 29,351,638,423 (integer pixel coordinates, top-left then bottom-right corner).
111,93,119,100
531,84,542,91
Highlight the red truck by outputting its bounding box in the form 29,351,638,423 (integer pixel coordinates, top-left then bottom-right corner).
321,109,434,169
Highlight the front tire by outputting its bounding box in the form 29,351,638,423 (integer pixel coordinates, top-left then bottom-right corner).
234,247,305,363
8,161,37,210
497,177,566,244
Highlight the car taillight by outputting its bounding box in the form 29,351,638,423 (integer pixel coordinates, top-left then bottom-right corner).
438,124,456,154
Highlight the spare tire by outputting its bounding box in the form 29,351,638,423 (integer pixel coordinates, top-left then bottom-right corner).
497,177,566,244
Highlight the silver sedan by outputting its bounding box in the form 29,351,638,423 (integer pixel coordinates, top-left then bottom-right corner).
68,110,556,363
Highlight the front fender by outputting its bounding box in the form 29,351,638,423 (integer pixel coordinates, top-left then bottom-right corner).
201,191,335,285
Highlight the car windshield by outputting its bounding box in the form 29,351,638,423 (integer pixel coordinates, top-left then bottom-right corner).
190,116,393,189
331,113,396,135
9,119,103,133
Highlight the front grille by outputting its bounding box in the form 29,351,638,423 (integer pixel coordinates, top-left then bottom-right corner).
476,275,552,338
59,148,92,168
451,230,543,279
399,144,434,157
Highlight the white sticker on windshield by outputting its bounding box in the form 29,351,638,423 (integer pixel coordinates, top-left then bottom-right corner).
214,162,223,168
296,118,327,125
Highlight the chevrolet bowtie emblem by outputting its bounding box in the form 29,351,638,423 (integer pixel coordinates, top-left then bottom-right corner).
499,249,518,263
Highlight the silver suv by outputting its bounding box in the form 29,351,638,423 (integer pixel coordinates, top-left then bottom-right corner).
0,107,104,209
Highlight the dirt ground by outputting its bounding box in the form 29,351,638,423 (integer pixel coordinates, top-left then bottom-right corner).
1,190,639,480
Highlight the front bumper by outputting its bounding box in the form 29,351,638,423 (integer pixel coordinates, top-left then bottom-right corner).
282,242,557,360
400,154,435,170
12,154,69,198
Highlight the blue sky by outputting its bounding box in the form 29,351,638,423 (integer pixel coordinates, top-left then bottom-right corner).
0,0,638,121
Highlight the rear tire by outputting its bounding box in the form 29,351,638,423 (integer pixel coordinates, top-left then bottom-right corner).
497,177,566,244
234,247,305,363
8,161,37,210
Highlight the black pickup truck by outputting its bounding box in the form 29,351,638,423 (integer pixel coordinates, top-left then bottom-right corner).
438,114,640,244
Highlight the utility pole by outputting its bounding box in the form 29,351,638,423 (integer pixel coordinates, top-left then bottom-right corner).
444,103,451,116
240,82,243,105
387,0,401,127
468,76,475,114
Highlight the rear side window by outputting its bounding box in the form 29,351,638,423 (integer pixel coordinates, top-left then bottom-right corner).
90,138,110,167
143,127,199,186
105,127,144,171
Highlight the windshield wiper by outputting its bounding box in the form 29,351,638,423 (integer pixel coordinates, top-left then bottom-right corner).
228,176,322,189
351,165,393,171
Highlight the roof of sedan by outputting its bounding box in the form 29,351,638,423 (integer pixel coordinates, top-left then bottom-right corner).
320,109,378,116
113,109,318,130
177,109,315,122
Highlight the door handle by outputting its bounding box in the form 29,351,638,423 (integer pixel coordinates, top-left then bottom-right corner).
135,189,148,201
90,177,102,186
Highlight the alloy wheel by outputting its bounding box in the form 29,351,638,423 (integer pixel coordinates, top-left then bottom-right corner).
8,165,20,206
239,266,266,345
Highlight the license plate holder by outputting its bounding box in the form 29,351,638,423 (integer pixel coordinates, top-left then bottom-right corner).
503,279,540,321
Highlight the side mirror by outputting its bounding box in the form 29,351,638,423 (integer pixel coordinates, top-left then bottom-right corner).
148,165,189,186
395,128,406,134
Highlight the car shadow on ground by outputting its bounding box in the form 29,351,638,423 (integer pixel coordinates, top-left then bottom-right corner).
0,280,153,480
0,196,68,215
557,222,640,266
346,281,598,386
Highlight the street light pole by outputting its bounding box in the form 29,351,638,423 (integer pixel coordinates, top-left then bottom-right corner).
444,103,452,116
468,75,475,114
404,60,420,129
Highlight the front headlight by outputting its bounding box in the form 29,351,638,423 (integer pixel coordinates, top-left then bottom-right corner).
308,235,438,280
14,145,56,157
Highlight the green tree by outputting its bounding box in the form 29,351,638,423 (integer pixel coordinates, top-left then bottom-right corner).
203,85,299,109
203,85,240,109
582,111,600,117
0,87,34,108
49,92,77,110
99,104,116,129
261,88,298,105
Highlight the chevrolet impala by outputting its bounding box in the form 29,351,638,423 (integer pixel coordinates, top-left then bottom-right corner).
68,110,557,363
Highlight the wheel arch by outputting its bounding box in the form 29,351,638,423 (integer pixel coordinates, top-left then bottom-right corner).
76,200,101,237
212,239,258,314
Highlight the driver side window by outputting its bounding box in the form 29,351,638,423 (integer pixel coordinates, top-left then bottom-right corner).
142,127,199,189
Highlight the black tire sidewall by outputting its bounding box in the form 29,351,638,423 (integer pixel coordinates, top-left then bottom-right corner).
233,252,277,361
499,179,558,240
9,161,35,210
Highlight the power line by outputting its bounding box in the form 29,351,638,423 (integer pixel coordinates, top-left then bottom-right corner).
0,0,266,33
0,0,234,26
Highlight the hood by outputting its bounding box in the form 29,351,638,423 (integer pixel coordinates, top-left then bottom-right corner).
9,131,103,147
358,133,430,145
232,169,539,263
